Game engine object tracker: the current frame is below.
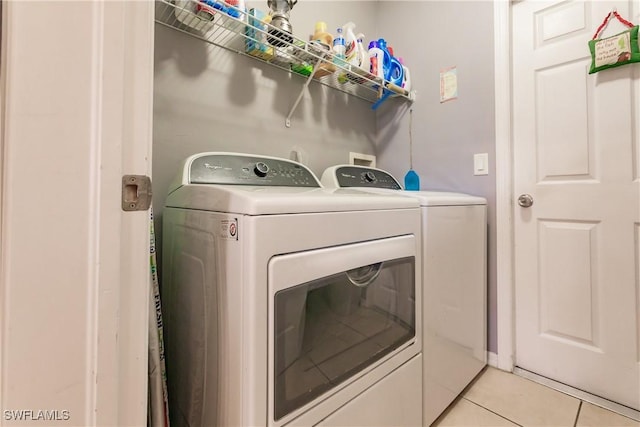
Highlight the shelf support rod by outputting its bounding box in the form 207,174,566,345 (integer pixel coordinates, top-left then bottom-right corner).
285,61,322,128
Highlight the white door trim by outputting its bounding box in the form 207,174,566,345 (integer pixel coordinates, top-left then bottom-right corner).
0,1,154,424
494,0,515,372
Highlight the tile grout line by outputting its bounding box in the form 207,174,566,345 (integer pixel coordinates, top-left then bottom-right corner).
462,397,525,427
573,400,583,427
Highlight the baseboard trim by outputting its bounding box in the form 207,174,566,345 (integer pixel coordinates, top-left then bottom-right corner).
513,367,640,422
487,351,499,368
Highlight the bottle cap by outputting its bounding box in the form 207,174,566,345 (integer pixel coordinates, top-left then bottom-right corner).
388,46,395,56
368,41,378,49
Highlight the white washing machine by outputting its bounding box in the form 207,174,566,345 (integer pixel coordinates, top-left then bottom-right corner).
161,153,423,427
321,165,487,426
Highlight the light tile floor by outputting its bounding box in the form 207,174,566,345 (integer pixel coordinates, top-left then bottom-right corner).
433,367,640,427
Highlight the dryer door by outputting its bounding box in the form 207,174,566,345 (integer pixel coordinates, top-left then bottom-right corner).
267,235,417,425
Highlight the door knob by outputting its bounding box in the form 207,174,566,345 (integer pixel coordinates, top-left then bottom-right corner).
517,194,534,208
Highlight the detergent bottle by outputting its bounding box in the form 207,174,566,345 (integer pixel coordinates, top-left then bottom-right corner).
224,0,241,18
311,21,335,77
343,22,359,67
377,38,392,81
368,40,385,80
387,46,404,88
338,31,370,84
311,21,333,48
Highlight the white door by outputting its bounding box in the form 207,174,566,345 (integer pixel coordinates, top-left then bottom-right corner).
0,1,154,425
513,0,640,410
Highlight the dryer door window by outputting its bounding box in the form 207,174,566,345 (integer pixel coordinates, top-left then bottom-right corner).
268,235,417,421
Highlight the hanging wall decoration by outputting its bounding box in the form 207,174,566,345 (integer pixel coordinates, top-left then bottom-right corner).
589,10,640,74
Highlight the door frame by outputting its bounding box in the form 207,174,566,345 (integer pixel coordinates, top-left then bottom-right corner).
0,1,154,424
494,0,515,372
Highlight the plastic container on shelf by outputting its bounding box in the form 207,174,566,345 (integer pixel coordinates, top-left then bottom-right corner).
309,21,336,78
195,2,216,22
368,40,385,80
245,8,275,60
338,31,370,84
174,0,216,32
225,0,241,17
399,57,412,91
312,21,333,49
333,27,346,66
377,38,392,80
387,46,404,88
343,22,358,66
355,34,370,72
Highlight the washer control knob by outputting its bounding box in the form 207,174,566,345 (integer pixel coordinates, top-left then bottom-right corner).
254,162,270,177
364,171,376,183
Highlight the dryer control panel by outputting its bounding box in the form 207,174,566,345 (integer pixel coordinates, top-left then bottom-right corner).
189,153,320,187
333,166,402,189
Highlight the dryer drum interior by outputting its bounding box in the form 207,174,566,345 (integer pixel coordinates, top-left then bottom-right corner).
273,256,415,420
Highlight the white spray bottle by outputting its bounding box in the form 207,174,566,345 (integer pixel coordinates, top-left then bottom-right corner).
355,33,370,72
343,22,359,67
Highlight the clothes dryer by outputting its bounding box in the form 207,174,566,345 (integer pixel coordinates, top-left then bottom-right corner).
321,165,487,426
162,153,423,427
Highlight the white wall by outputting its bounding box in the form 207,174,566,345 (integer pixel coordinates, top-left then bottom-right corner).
375,1,498,353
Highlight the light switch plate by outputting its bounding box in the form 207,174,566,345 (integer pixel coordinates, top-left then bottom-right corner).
474,153,489,176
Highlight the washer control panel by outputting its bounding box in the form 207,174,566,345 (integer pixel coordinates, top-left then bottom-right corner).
189,153,320,187
334,166,402,189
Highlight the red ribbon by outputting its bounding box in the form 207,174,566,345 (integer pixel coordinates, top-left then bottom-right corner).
592,10,635,39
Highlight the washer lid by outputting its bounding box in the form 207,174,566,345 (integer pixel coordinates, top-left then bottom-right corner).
321,165,486,206
410,191,487,206
165,185,419,215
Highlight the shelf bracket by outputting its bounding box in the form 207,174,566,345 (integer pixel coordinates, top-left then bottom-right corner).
285,61,322,128
371,89,392,111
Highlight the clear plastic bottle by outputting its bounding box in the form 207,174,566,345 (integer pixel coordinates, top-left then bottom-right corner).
333,27,346,62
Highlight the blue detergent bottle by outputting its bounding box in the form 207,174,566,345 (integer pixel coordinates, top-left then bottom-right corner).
377,38,392,80
387,46,404,88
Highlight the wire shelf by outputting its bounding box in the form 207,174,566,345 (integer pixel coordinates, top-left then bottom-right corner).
155,0,415,114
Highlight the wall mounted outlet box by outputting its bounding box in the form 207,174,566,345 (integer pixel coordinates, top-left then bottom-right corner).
474,153,489,175
349,152,376,167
